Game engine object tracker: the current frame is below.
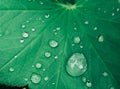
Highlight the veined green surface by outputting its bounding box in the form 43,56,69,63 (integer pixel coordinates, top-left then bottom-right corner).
0,0,120,89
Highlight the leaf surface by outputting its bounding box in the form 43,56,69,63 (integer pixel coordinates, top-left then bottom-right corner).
0,0,120,89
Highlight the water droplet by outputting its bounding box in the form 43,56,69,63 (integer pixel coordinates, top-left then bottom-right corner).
80,45,84,49
52,82,55,85
84,21,89,25
110,86,115,89
112,13,115,16
20,39,24,43
24,78,28,81
102,72,108,77
45,52,51,58
43,68,46,71
54,55,58,59
9,67,14,72
44,76,49,81
98,35,104,42
66,53,87,77
45,14,50,19
74,36,80,44
117,8,120,11
31,73,41,84
56,27,61,31
31,28,36,32
22,32,29,38
21,24,26,29
82,77,87,82
94,27,98,30
86,81,92,87
39,1,44,5
35,63,42,69
49,40,58,48
74,27,77,30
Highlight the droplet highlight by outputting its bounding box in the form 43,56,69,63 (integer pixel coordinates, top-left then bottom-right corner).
74,36,80,44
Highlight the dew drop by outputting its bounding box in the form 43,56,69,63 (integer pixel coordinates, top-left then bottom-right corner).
31,28,36,32
22,32,29,38
44,76,49,81
39,1,44,5
94,27,98,30
86,81,92,87
117,8,120,11
102,72,108,77
20,39,24,43
98,35,104,42
74,36,80,44
112,13,115,16
110,86,115,89
56,27,61,31
21,24,26,29
82,77,87,82
45,52,51,58
66,53,87,77
35,63,42,69
31,73,41,84
49,40,58,48
54,55,58,59
9,67,14,72
45,14,50,19
84,21,89,25
24,78,28,81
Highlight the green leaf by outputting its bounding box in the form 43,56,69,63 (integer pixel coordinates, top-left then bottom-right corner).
0,0,120,89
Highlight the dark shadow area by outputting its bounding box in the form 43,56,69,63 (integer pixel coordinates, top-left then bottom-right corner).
0,84,28,89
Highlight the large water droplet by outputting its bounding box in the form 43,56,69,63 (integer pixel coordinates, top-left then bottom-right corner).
31,73,41,84
98,35,104,42
74,36,80,44
49,40,58,48
66,53,87,77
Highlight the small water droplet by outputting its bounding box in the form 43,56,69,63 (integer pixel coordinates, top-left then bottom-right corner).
9,67,14,72
84,21,89,25
52,82,55,85
31,73,41,84
86,81,92,87
22,32,29,38
35,63,42,69
80,45,84,49
24,78,28,81
112,13,115,16
21,24,26,29
20,39,24,43
74,36,80,44
56,27,61,31
82,77,87,82
110,86,115,89
94,27,98,30
39,1,44,5
54,55,58,59
66,53,87,77
45,52,51,58
102,72,108,77
44,76,49,81
49,40,58,48
31,28,36,32
74,27,77,30
45,14,50,19
117,8,120,11
98,35,104,42
43,68,46,71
